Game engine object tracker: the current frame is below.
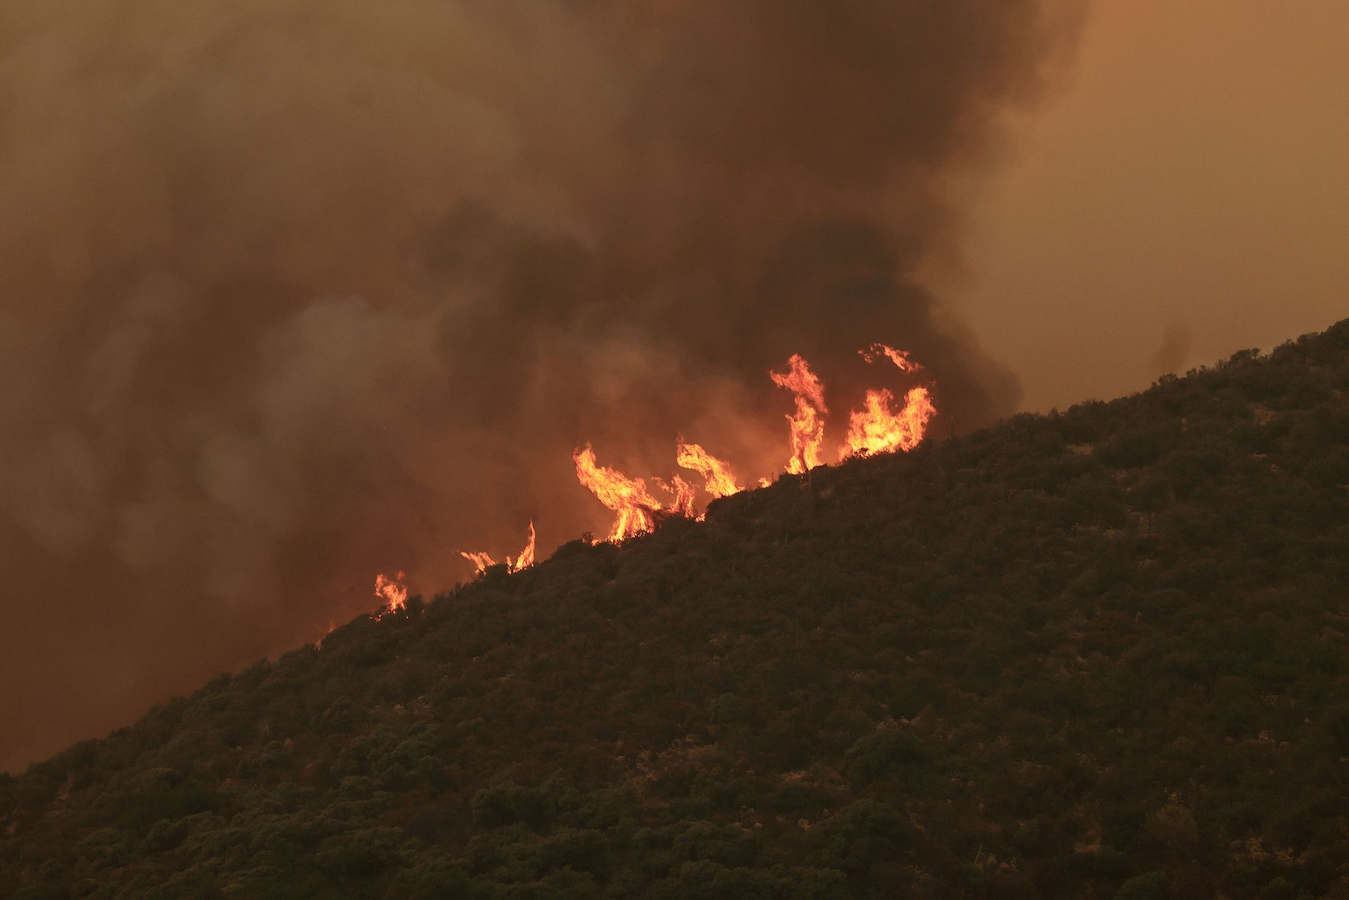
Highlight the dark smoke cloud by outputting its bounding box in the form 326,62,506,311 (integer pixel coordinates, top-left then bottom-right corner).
0,0,1084,770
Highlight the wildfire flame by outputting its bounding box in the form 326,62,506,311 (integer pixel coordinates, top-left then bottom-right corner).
840,344,937,457
561,344,939,549
385,346,933,605
840,386,936,456
461,520,537,575
459,550,497,574
512,520,536,571
370,346,933,617
770,353,828,474
676,439,741,498
374,570,408,612
573,445,669,541
652,474,697,519
860,342,923,374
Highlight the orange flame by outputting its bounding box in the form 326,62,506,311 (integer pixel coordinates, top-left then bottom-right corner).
841,385,936,458
676,440,741,498
461,520,536,575
374,342,936,622
509,521,536,572
563,345,938,548
374,570,408,612
840,342,936,458
860,342,923,374
573,444,668,541
459,550,497,575
653,474,697,519
770,354,828,474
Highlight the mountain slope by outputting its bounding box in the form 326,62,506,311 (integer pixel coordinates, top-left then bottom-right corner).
4,322,1349,899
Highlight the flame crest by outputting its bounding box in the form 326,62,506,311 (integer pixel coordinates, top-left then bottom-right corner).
770,353,828,474
676,439,741,499
461,521,537,575
374,571,408,612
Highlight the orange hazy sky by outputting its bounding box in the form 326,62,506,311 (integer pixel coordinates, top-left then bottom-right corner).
957,0,1349,412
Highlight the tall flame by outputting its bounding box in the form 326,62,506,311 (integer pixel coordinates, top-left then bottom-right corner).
573,445,668,541
676,440,741,498
841,386,936,458
461,520,536,575
374,570,408,612
510,521,536,572
770,353,828,474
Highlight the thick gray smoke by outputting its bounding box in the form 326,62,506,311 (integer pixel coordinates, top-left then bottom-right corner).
0,0,1084,770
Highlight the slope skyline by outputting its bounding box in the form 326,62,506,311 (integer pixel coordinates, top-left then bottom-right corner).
4,318,1347,898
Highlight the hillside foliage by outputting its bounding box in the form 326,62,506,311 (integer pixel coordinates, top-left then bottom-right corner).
4,322,1349,899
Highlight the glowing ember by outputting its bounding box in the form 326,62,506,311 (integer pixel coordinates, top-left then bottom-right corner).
770,353,828,474
574,444,668,541
841,385,936,458
374,570,408,612
676,440,741,498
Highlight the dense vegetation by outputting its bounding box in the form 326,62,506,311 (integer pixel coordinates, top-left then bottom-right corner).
5,322,1349,899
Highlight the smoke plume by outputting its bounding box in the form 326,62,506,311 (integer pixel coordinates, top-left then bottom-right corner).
0,0,1084,770
1151,322,1195,379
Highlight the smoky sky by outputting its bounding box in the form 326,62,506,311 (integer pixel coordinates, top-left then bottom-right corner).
0,0,1085,771
957,1,1349,413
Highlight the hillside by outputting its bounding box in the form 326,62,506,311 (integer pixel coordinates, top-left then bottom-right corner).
4,322,1349,900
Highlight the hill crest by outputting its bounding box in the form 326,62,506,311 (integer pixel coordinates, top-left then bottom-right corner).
4,320,1349,899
